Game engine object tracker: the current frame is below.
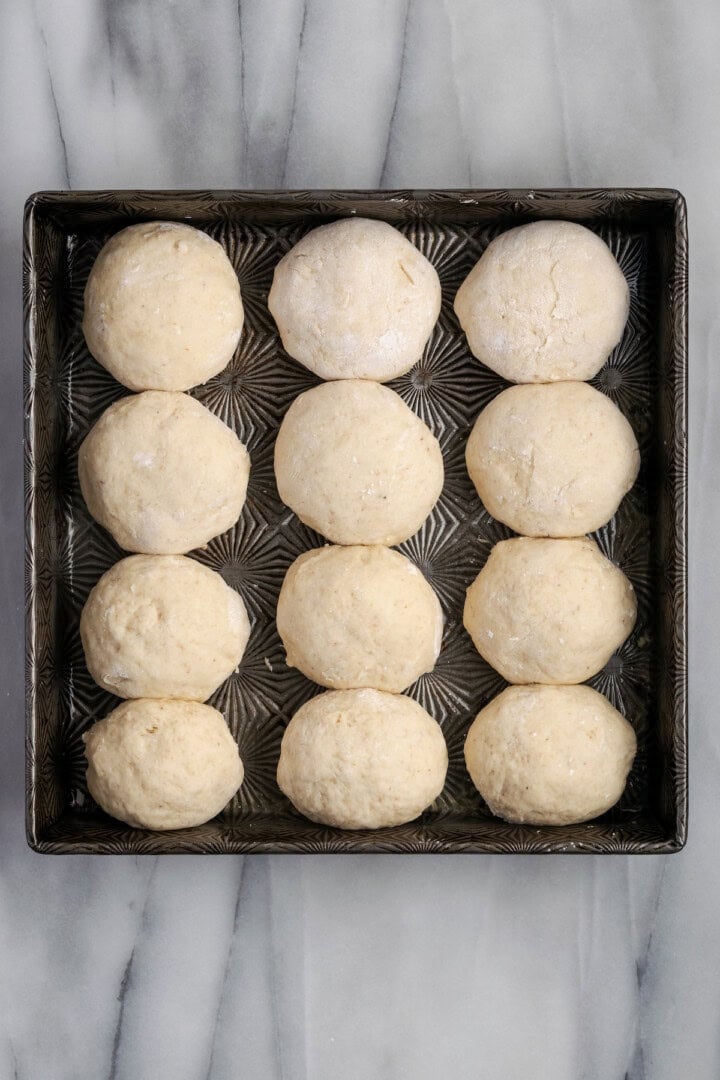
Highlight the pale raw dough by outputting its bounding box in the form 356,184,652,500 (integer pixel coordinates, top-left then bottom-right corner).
274,380,443,545
277,688,448,829
464,684,637,825
84,699,243,830
83,222,243,391
464,537,637,684
78,391,250,554
268,217,441,381
466,382,640,537
80,555,250,701
277,545,443,692
454,220,629,383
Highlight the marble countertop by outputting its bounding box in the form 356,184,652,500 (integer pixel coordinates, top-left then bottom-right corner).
0,2,715,1078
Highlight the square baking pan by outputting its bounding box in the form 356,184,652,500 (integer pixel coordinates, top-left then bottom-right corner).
24,189,688,854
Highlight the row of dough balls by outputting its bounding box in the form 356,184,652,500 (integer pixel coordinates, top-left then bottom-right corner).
77,375,640,560
83,681,634,832
82,217,629,391
459,225,638,825
268,225,448,828
80,224,253,829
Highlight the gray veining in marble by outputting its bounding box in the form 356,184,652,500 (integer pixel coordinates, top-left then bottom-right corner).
0,1,716,1077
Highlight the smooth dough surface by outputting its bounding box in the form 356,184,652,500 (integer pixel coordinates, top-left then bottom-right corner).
84,699,244,830
466,382,640,537
274,380,444,545
464,684,637,826
268,217,441,381
454,220,629,383
81,555,250,701
277,688,448,829
83,222,243,391
79,391,250,554
277,545,443,692
464,537,637,684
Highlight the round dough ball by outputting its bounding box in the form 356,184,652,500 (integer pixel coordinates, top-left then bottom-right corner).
277,545,443,693
466,382,640,537
268,217,441,381
274,380,443,546
454,220,629,383
80,555,250,701
83,222,243,391
464,684,637,826
79,391,250,554
83,699,243,830
464,537,637,684
277,689,448,829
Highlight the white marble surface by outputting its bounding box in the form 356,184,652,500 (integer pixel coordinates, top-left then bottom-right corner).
0,2,716,1077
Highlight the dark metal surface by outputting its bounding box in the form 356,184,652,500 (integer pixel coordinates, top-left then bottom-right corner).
24,189,688,853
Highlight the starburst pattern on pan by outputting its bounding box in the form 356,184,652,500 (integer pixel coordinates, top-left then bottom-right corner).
435,708,485,816
399,222,482,310
210,619,287,721
52,616,119,720
592,324,656,445
62,231,107,330
191,509,295,621
593,510,655,613
389,325,506,434
207,222,282,334
599,228,646,295
588,627,653,725
191,328,320,444
434,428,481,517
61,513,126,609
407,621,506,724
398,514,474,617
231,711,288,815
54,338,126,440
242,428,284,519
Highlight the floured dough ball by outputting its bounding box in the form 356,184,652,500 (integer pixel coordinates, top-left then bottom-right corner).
464,684,637,826
464,537,637,684
84,699,243,830
277,545,443,692
83,222,243,391
80,555,250,701
268,217,441,381
454,221,629,383
275,380,443,545
466,382,640,536
277,689,448,829
79,391,250,554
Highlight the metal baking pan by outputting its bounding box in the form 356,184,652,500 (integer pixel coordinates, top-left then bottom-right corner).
24,189,688,853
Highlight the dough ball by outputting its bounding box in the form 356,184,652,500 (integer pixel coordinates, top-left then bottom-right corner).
83,222,243,391
268,217,441,381
464,684,637,825
80,555,250,701
277,545,443,693
79,391,250,554
84,698,243,830
464,537,637,684
454,220,629,383
274,380,443,546
277,688,448,829
466,382,639,537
